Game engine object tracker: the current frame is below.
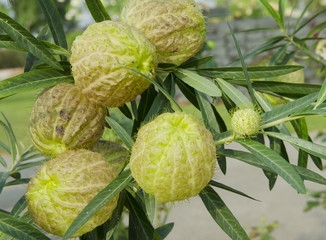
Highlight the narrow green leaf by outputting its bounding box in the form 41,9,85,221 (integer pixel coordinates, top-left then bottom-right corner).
291,119,309,167
0,211,51,240
209,180,259,201
290,103,326,116
199,186,249,240
105,116,134,150
262,92,318,124
227,21,256,104
0,154,7,168
125,191,162,240
36,0,68,50
179,56,213,68
5,179,30,187
85,0,111,22
259,0,282,28
144,193,155,223
215,78,251,107
0,172,9,194
293,8,326,35
15,160,46,172
314,78,326,109
0,119,17,164
195,90,220,136
105,191,126,240
217,148,326,185
0,69,73,99
293,0,314,33
119,104,133,119
176,78,199,108
156,223,174,239
10,196,27,217
265,132,326,160
123,67,182,111
307,21,326,38
174,69,221,97
0,11,62,70
278,0,287,30
63,169,132,240
236,139,306,193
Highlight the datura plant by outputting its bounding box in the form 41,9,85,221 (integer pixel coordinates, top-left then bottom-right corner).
0,0,325,240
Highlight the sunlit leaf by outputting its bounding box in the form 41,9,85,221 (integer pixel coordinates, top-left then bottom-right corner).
106,116,134,150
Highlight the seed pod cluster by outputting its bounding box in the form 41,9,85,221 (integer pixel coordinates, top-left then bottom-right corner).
27,0,211,237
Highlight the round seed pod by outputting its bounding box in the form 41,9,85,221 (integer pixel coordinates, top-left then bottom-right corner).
25,149,119,237
70,20,157,107
121,0,206,66
93,140,130,174
130,112,216,202
30,83,106,157
231,107,261,137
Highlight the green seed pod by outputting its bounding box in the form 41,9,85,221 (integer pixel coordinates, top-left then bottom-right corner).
93,140,130,174
231,107,261,137
25,149,119,237
121,0,206,66
130,112,216,203
30,83,106,157
316,39,326,60
70,20,157,107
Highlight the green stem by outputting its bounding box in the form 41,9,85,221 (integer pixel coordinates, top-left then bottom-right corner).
260,115,302,129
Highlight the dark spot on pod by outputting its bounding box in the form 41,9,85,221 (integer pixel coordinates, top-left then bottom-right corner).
166,23,170,26
56,125,65,136
59,109,71,121
171,47,179,53
182,17,187,21
52,95,56,99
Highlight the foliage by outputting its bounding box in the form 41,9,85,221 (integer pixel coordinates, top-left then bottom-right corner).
0,0,325,239
247,216,279,240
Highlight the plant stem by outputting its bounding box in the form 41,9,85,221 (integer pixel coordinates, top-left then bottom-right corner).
260,115,302,129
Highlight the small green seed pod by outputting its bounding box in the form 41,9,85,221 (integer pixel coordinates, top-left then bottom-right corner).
231,107,261,137
130,112,216,202
30,83,106,157
70,20,157,107
121,0,206,66
25,149,119,237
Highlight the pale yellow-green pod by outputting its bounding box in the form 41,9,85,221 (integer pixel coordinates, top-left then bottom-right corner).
121,0,206,66
25,149,119,238
29,83,106,157
70,20,157,107
130,112,216,203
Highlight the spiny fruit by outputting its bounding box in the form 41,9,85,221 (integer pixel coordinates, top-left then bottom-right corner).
93,140,130,174
70,20,157,107
121,0,206,66
25,149,119,237
130,112,216,203
30,83,106,157
231,107,261,137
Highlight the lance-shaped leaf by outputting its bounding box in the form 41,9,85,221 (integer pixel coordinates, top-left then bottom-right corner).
106,116,134,150
0,69,73,99
174,69,221,97
10,196,27,217
314,78,326,110
37,0,68,50
0,11,62,70
85,0,111,22
199,186,250,240
265,132,326,160
307,21,326,38
261,92,318,124
125,191,162,240
0,172,9,194
259,0,282,28
236,139,306,193
215,78,251,107
196,65,303,80
156,223,174,239
217,148,326,185
63,169,133,240
0,211,51,240
180,56,213,68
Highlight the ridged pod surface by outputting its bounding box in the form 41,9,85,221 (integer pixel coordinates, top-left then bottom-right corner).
93,140,130,174
70,20,157,107
121,0,206,66
30,83,106,157
130,112,216,202
25,149,119,237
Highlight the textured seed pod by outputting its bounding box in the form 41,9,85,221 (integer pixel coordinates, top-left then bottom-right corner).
93,140,130,174
70,20,157,107
25,149,119,237
316,39,326,60
121,0,206,66
30,83,106,157
130,112,216,202
231,107,261,137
